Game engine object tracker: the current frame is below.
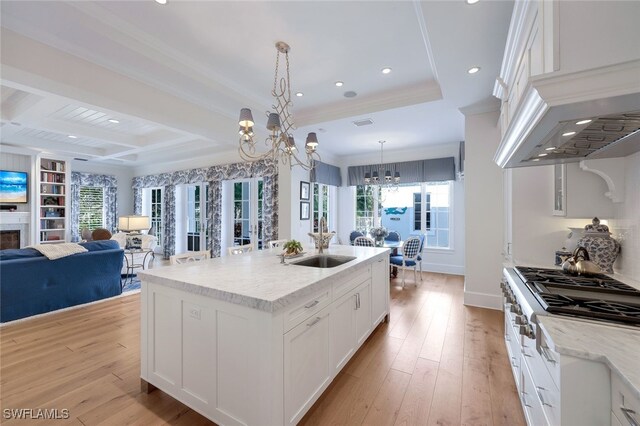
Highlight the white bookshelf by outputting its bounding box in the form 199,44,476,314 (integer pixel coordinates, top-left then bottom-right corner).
36,156,70,244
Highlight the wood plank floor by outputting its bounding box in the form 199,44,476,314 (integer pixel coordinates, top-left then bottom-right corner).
0,273,525,426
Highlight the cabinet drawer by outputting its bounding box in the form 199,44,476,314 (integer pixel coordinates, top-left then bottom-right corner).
539,330,561,389
333,265,371,301
504,316,521,389
521,359,549,426
612,372,640,426
284,288,331,332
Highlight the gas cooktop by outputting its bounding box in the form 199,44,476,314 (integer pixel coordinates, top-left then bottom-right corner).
514,266,640,326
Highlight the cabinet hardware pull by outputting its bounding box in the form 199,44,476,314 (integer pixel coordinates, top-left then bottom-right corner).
304,300,320,309
505,334,511,341
511,357,518,368
521,392,532,408
536,387,552,407
306,317,322,327
541,345,557,364
356,293,361,309
621,407,639,426
522,351,532,358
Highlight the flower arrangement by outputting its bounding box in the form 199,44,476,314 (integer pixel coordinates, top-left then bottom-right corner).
369,226,389,241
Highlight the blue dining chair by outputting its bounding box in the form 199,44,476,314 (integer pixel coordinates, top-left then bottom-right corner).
349,231,364,245
389,237,422,286
354,236,375,247
386,231,401,242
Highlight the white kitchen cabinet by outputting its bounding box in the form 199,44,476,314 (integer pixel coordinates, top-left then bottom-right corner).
354,280,371,346
611,371,640,426
284,305,332,425
371,256,389,325
330,288,358,374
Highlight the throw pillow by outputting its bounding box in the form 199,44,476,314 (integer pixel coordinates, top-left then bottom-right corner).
126,235,143,250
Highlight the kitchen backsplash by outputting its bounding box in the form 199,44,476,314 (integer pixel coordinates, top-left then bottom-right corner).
609,151,640,281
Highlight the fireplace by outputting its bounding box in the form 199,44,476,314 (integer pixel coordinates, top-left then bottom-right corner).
0,230,20,250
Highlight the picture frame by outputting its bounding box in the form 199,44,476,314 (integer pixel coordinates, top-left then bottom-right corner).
300,201,310,220
553,164,566,216
300,181,310,200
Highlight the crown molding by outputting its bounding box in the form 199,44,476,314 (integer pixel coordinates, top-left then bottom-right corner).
459,98,501,117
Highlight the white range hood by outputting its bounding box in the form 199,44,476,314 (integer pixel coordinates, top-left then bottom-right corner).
494,59,640,168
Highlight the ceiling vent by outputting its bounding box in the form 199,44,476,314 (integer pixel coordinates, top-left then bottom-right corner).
352,118,374,127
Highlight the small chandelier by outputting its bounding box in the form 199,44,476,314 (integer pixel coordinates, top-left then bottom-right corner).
364,140,400,186
238,41,319,170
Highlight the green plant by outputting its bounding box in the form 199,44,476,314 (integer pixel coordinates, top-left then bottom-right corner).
283,239,303,255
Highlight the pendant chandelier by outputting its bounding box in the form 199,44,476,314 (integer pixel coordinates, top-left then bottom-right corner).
364,140,400,186
238,41,320,170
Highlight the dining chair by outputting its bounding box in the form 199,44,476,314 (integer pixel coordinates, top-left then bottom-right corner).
227,244,253,256
170,250,211,265
268,239,288,249
389,237,422,286
354,236,375,247
415,234,425,276
386,231,401,242
349,231,364,245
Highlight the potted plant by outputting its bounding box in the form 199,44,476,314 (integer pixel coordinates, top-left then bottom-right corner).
282,239,303,256
369,226,389,246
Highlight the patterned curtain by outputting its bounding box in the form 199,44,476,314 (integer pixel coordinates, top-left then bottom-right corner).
132,158,278,259
162,184,176,259
70,172,118,242
207,181,223,258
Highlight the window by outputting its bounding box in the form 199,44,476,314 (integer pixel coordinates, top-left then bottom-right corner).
312,183,329,232
150,188,163,246
355,185,379,231
359,182,453,249
78,187,104,230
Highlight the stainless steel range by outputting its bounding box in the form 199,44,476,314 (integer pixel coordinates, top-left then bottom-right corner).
500,266,640,426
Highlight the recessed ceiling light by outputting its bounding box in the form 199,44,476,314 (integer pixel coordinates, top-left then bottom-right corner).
532,158,540,162
545,146,556,151
155,0,167,4
68,135,77,139
295,92,303,97
335,81,344,87
107,119,120,124
381,67,392,74
466,0,480,4
562,131,576,137
538,153,548,157
467,66,481,74
576,119,592,125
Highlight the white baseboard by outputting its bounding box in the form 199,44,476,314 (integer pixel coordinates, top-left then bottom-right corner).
421,262,465,276
463,290,503,311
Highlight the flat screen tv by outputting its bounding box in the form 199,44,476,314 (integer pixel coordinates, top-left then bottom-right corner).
0,170,28,204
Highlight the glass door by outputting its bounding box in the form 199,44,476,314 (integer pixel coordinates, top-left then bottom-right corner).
232,179,264,250
185,183,208,251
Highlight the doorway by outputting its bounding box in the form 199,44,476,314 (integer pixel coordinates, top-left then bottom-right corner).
223,178,264,252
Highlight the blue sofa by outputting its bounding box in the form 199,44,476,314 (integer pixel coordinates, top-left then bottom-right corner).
1,240,124,323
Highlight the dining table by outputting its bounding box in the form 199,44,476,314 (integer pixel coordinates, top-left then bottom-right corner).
382,239,403,277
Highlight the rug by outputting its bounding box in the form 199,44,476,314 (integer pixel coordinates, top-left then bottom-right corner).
122,275,141,293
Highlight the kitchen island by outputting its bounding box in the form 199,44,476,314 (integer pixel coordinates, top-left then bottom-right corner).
138,245,390,426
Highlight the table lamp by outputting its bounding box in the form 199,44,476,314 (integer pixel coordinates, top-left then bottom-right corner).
118,215,150,235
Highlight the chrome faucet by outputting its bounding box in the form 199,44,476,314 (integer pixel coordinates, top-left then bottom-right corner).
318,217,326,254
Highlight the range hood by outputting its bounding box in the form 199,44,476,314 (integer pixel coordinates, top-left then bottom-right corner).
494,60,640,168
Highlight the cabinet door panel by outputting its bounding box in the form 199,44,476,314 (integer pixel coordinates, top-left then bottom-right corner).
330,291,357,374
284,306,332,425
355,281,372,346
371,257,389,325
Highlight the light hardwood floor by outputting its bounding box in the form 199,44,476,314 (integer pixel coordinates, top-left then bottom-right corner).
0,273,525,426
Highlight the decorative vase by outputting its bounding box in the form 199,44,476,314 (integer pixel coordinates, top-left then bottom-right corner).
577,217,620,274
375,236,385,247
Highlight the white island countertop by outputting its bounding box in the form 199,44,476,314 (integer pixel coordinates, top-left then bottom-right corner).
138,245,389,313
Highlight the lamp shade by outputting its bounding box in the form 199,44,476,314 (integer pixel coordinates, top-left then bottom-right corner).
238,108,254,127
119,215,150,232
266,113,281,131
305,132,319,149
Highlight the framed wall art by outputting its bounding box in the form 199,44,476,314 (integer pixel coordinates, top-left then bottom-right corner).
300,201,310,220
300,181,310,200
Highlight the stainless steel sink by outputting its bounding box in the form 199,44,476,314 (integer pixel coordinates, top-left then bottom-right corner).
290,255,357,268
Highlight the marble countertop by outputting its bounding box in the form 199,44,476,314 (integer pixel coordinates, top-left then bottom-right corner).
138,245,389,313
538,316,640,399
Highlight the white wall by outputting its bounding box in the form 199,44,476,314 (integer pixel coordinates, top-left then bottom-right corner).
610,152,640,281
464,109,504,309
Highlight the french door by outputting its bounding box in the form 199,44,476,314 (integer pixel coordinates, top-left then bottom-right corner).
180,183,208,252
228,178,264,251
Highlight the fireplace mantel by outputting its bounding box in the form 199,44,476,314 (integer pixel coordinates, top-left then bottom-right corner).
0,212,30,225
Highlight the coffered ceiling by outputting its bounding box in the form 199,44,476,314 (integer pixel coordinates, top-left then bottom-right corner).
0,0,514,167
